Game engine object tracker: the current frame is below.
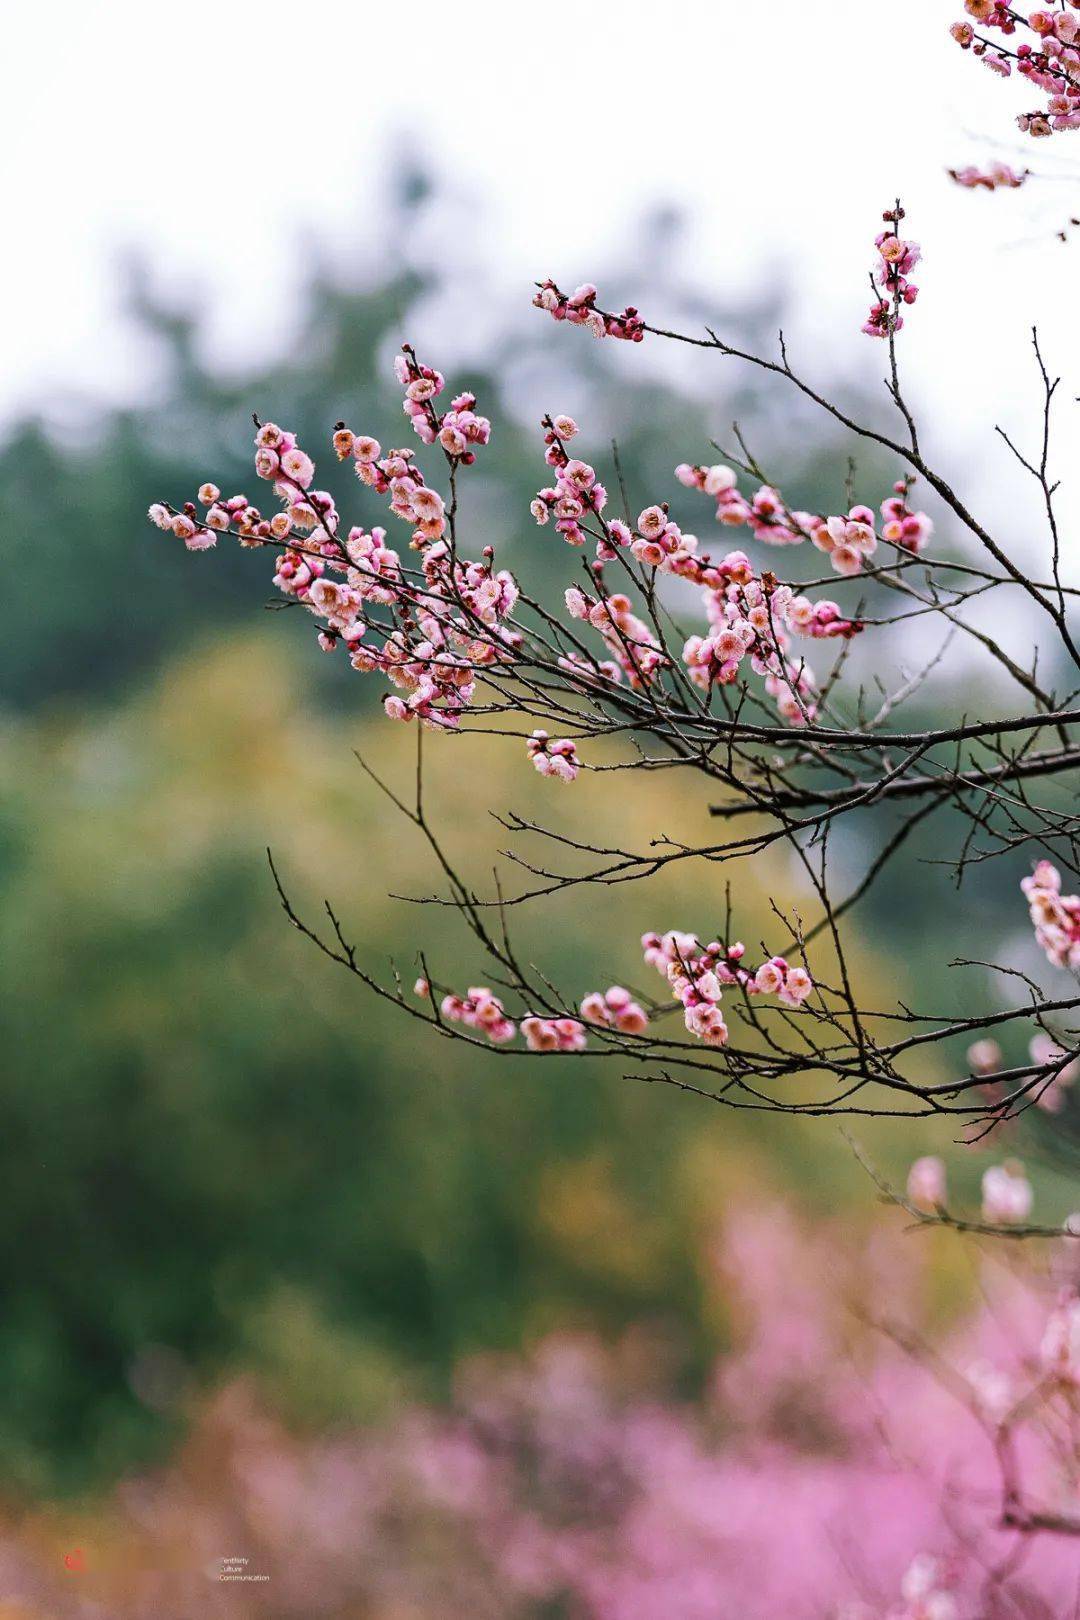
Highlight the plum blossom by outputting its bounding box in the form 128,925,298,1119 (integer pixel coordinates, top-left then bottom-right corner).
863,206,921,337
810,508,878,577
531,423,609,548
520,1015,588,1053
966,1038,1002,1074
539,423,872,727
1021,858,1080,970
438,987,517,1045
641,930,813,1046
642,929,732,1045
526,730,580,783
568,589,666,690
532,279,645,341
907,1156,947,1212
948,161,1027,189
630,503,700,572
753,956,814,1006
170,512,216,551
149,380,529,737
880,482,934,554
579,986,649,1036
677,455,931,574
949,5,1080,137
391,346,491,459
414,982,589,1055
981,1162,1033,1224
676,459,808,547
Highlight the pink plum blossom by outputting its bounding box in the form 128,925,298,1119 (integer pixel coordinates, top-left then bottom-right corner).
981,1162,1034,1224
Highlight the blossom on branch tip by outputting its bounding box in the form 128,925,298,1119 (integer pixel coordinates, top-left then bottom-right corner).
863,206,920,337
389,344,490,461
526,730,580,783
533,279,645,341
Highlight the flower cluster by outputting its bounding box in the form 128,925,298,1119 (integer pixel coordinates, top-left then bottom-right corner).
534,434,883,728
641,930,812,1046
526,729,580,783
808,508,878,576
349,438,447,543
863,207,921,337
948,160,1028,189
148,499,212,551
880,481,934,554
1021,858,1080,970
532,280,645,341
579,985,649,1036
982,1160,1033,1223
629,502,699,572
531,432,609,547
686,575,828,725
435,985,517,1044
563,585,666,689
415,980,588,1054
362,345,494,459
147,469,307,552
676,457,931,578
149,356,528,734
675,460,811,548
520,1014,588,1053
752,953,814,1004
950,3,1080,136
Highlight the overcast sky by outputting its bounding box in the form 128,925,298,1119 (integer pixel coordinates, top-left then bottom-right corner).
7,0,1080,510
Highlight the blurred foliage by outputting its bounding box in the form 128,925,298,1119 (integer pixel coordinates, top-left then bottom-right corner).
1,179,1070,1501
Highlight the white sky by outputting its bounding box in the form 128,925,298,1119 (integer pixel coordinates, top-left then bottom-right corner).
7,0,1080,510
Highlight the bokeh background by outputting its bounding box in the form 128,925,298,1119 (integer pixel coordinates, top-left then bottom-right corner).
4,1,1080,1612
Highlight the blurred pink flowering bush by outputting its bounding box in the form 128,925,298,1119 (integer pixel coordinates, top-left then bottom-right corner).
5,1207,1080,1618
